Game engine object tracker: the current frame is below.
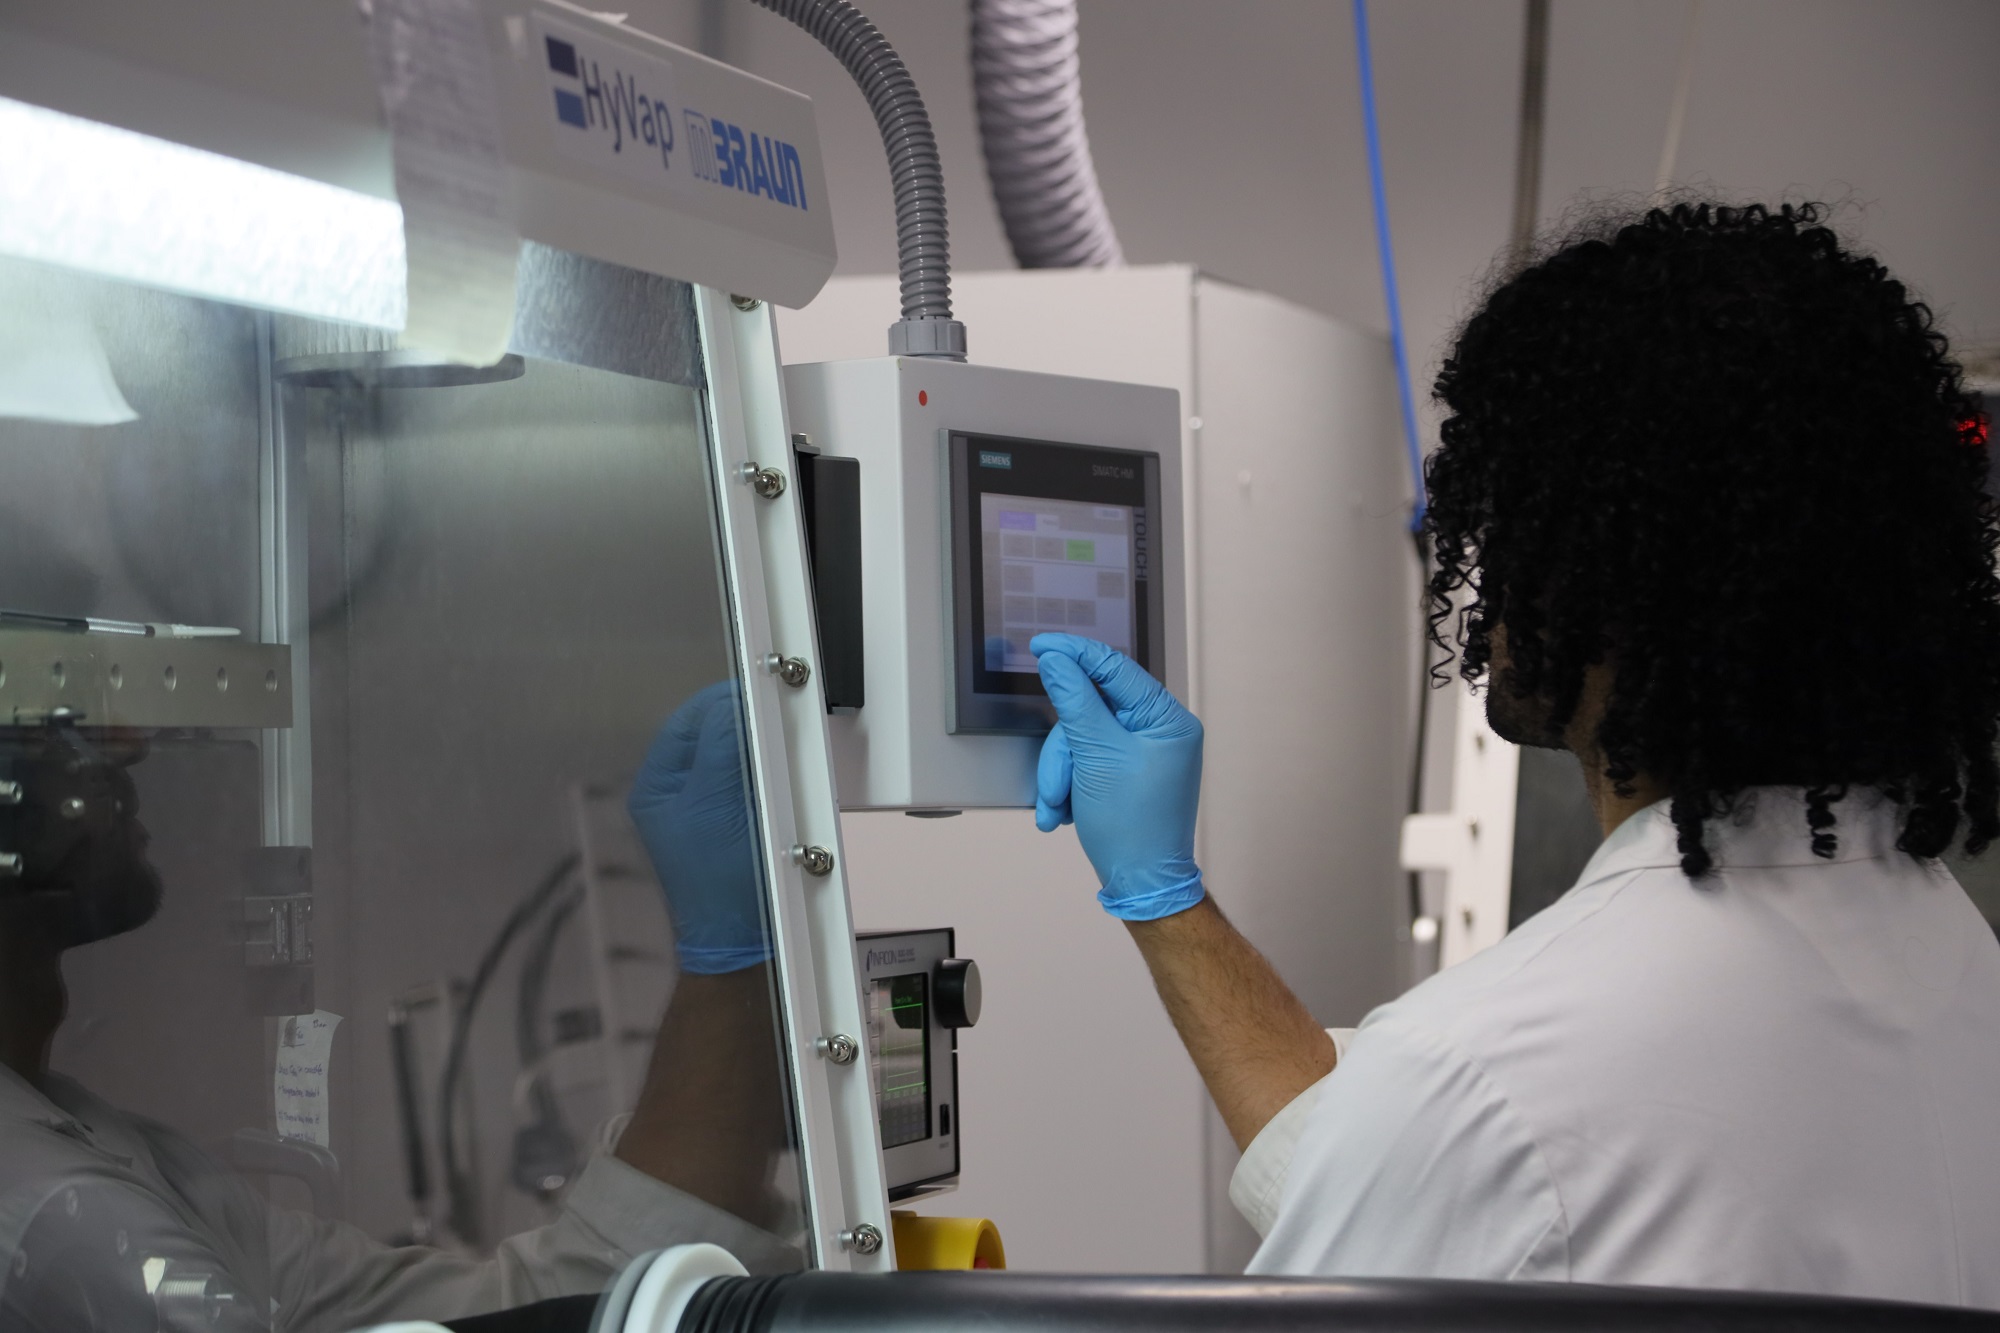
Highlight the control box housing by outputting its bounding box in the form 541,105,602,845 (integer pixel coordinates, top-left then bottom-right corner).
782,357,1185,810
857,926,974,1202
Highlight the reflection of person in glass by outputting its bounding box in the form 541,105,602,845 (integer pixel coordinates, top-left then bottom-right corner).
0,692,791,1331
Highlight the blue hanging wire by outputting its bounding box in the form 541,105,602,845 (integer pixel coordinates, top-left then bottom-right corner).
1356,0,1437,940
1352,0,1428,534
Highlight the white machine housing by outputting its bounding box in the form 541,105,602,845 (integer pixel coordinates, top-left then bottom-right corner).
782,357,1186,810
0,0,837,314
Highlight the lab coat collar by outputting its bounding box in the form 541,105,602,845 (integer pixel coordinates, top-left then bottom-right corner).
0,1060,80,1134
0,1060,152,1162
1573,785,1910,890
0,1060,140,1176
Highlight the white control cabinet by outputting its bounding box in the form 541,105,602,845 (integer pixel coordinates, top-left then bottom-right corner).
780,266,1416,1274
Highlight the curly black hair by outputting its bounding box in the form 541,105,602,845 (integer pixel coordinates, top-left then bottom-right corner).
1424,201,2000,877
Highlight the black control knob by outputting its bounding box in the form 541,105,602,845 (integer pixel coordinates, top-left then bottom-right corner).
933,958,981,1029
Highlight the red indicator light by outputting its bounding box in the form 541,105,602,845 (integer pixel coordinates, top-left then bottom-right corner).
918,390,929,407
1969,411,1991,449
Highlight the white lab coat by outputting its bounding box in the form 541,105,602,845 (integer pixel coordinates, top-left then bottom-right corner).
1236,788,2000,1307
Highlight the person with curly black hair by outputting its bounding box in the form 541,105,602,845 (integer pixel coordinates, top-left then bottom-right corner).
1030,202,2000,1303
1428,201,2000,877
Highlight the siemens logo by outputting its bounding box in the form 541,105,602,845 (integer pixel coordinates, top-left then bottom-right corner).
682,112,810,211
544,35,676,171
978,450,1013,469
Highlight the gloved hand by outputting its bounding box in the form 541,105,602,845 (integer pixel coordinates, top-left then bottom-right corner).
1031,633,1205,921
628,680,770,974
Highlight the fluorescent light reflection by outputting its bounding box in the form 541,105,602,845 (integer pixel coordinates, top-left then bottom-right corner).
0,96,406,328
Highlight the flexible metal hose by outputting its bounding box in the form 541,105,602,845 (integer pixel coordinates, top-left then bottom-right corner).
751,0,965,358
970,0,1123,269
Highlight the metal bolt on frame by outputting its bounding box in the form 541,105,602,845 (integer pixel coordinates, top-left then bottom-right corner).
740,461,787,499
839,1222,884,1255
764,654,812,689
816,1033,859,1065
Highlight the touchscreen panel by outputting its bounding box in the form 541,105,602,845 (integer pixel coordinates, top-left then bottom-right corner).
948,432,1165,734
979,493,1136,673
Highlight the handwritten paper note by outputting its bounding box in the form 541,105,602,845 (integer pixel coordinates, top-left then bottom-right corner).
275,1010,342,1147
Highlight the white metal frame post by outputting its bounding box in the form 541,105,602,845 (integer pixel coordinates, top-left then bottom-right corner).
695,287,894,1272
1400,680,1520,968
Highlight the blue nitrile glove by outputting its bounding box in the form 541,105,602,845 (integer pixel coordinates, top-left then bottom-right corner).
1031,633,1206,921
628,680,771,974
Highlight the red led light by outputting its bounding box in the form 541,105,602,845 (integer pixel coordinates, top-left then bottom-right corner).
1970,411,1991,449
918,390,929,407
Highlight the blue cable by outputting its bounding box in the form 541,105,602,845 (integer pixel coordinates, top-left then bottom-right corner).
1352,0,1427,533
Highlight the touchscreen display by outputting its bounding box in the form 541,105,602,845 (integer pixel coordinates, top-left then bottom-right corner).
869,973,931,1148
949,431,1164,734
979,493,1135,673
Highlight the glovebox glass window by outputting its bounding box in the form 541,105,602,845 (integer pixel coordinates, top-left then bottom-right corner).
0,251,814,1329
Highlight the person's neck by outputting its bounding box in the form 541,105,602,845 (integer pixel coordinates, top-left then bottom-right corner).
1558,660,1668,838
1573,748,1669,838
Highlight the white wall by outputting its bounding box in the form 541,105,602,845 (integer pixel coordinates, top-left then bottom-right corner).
613,0,2000,384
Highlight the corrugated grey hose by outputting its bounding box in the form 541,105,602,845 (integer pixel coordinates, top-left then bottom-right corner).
971,0,1123,269
751,0,966,359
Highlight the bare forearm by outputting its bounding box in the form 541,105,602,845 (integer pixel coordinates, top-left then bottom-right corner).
616,967,788,1226
1126,897,1337,1151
